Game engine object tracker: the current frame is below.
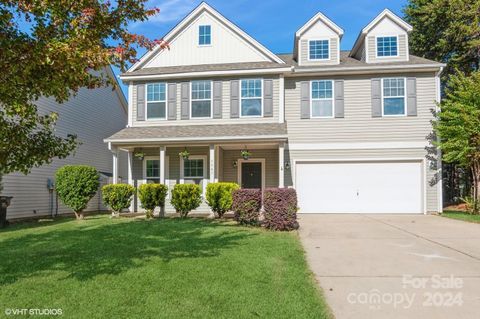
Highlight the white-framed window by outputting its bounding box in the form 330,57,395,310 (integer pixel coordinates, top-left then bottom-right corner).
183,157,205,179
311,80,334,118
309,39,329,60
191,80,212,118
382,78,406,116
240,79,262,117
143,156,169,184
376,36,398,57
146,83,166,120
199,25,211,45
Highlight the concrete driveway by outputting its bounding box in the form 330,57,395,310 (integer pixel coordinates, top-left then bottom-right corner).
298,214,480,319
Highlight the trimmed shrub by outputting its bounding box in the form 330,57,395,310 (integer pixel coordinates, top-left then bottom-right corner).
138,184,168,219
263,188,299,231
170,184,202,218
206,182,240,218
232,189,262,226
55,165,99,219
102,184,136,217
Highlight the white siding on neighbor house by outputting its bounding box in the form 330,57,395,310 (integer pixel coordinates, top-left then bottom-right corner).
3,85,128,219
283,147,439,213
299,38,339,66
131,76,280,127
284,72,436,144
144,11,271,68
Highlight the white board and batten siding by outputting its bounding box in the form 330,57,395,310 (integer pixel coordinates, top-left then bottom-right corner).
3,85,127,219
283,72,440,213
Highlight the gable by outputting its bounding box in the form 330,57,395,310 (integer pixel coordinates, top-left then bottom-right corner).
131,3,284,71
300,19,339,39
367,16,407,36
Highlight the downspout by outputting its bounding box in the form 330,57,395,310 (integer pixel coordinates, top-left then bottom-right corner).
435,66,444,214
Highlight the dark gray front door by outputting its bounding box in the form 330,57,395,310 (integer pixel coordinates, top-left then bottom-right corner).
241,162,262,189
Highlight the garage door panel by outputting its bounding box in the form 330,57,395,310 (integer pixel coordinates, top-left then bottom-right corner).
296,161,423,214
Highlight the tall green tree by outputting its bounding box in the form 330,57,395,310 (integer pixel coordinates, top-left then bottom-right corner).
404,0,480,78
434,71,480,213
0,0,167,192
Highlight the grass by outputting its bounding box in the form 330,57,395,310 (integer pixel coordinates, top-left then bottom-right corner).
0,214,330,319
442,210,480,224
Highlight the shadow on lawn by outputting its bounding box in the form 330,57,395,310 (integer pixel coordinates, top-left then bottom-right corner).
0,218,256,285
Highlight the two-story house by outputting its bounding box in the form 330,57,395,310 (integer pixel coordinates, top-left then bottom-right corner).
105,2,445,214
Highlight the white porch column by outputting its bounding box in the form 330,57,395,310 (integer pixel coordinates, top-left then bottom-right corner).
214,146,220,183
127,150,134,212
209,144,215,183
160,146,166,184
112,148,119,184
279,142,285,188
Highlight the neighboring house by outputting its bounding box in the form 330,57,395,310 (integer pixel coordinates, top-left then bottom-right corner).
3,67,128,219
105,2,445,214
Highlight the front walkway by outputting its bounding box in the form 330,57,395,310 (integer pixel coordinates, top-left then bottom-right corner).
298,214,480,319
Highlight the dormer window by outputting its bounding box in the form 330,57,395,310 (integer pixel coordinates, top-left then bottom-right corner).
199,25,211,45
309,40,329,60
376,36,398,57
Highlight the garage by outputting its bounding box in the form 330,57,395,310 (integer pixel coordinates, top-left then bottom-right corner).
295,161,424,214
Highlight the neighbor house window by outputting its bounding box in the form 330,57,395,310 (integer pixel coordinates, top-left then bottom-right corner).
309,40,329,60
382,78,406,116
377,36,398,57
191,80,212,118
199,25,211,45
241,79,262,116
183,158,205,178
311,80,334,117
145,159,160,183
146,83,166,119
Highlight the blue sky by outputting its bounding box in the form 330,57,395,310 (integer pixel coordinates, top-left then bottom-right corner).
116,0,408,94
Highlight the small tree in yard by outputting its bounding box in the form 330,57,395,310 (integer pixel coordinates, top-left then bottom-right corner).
138,184,168,219
206,182,240,218
170,184,202,218
434,71,480,214
55,165,99,219
102,184,136,218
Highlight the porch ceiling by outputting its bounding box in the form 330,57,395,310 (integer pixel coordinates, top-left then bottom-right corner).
105,123,287,145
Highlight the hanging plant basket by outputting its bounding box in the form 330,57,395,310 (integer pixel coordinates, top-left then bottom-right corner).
179,149,190,160
240,149,252,160
134,151,145,161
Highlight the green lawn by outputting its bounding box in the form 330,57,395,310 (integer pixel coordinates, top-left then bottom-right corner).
442,210,480,224
0,215,330,319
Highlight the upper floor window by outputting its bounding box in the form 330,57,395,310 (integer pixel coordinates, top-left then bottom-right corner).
146,83,166,120
199,25,211,45
377,36,398,57
241,79,262,117
309,40,329,60
191,80,212,118
311,80,334,118
382,78,405,116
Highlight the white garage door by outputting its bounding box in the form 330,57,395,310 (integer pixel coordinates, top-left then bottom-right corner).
296,161,423,214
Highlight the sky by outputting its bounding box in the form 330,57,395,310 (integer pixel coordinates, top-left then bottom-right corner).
115,0,409,95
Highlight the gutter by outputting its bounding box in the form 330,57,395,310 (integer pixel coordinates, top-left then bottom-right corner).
292,63,446,75
104,134,288,144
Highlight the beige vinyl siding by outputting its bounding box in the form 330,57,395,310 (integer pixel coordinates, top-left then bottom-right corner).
284,147,439,213
285,72,436,144
300,38,339,66
132,76,280,126
3,85,128,219
353,42,366,62
367,34,407,63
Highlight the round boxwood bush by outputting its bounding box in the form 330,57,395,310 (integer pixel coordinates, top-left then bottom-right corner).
263,188,299,231
102,184,136,217
170,184,202,218
206,182,240,218
138,183,168,219
232,189,262,226
55,165,99,219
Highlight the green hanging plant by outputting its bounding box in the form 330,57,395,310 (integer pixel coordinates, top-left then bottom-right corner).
134,151,145,161
179,148,190,160
240,149,252,160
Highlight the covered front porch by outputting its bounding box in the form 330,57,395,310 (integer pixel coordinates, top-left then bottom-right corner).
105,123,288,214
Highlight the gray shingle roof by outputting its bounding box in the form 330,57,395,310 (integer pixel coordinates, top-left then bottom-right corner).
122,61,289,77
277,51,443,70
105,123,288,143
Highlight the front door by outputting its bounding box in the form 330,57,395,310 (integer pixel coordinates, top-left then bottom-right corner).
241,162,262,189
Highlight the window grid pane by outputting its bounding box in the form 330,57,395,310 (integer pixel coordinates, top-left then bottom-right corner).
383,78,405,115
146,160,160,178
311,80,333,117
191,80,212,118
240,79,262,116
184,159,204,178
377,36,398,57
309,40,329,60
147,83,166,119
199,25,211,45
